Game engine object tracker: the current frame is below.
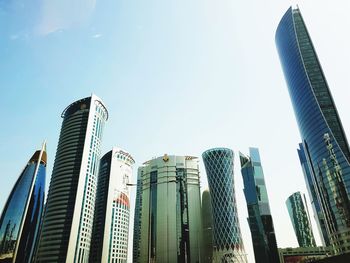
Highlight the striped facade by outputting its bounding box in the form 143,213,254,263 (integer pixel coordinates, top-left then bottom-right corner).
35,95,108,262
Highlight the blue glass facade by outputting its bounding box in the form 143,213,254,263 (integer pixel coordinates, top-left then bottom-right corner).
0,146,46,263
276,7,350,253
298,143,329,246
202,148,247,262
240,148,279,263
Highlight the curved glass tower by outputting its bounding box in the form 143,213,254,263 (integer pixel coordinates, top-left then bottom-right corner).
35,95,108,262
276,7,350,254
90,147,134,263
286,192,316,248
0,143,46,263
202,148,247,263
240,148,279,263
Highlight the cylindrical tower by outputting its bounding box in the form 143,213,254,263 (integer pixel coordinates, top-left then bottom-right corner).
35,95,108,262
137,155,202,263
90,148,134,263
202,148,247,263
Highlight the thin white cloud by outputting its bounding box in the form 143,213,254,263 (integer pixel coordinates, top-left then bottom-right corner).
36,0,96,35
92,33,102,38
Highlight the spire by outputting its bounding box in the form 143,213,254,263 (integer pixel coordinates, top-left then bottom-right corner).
29,141,47,165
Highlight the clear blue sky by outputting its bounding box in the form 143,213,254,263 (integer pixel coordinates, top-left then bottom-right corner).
1,1,350,262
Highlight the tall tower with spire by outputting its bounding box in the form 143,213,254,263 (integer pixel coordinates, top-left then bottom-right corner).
0,143,47,263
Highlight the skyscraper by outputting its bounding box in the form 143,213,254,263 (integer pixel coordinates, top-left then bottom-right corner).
286,192,316,248
90,147,134,263
201,189,213,263
276,6,350,254
137,154,202,263
297,143,329,246
35,95,108,262
202,148,247,263
240,147,279,263
132,168,143,263
0,143,46,263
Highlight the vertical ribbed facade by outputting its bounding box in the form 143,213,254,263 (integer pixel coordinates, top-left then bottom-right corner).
201,189,213,263
132,168,143,263
0,144,46,263
298,143,329,246
35,95,108,262
240,148,279,263
90,148,134,263
276,7,350,254
202,148,247,263
286,192,316,247
137,155,202,263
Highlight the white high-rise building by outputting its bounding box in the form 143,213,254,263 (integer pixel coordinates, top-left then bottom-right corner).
35,95,108,262
90,148,135,263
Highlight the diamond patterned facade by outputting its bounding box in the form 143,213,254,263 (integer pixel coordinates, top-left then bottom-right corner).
202,148,247,263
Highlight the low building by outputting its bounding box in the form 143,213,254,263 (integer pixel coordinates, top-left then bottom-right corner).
278,247,332,263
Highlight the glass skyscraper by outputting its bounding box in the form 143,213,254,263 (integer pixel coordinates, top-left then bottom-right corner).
202,148,247,263
286,192,316,248
201,189,213,263
240,148,279,263
298,143,329,246
136,155,202,263
90,148,134,263
276,6,350,254
0,143,46,263
35,95,108,262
